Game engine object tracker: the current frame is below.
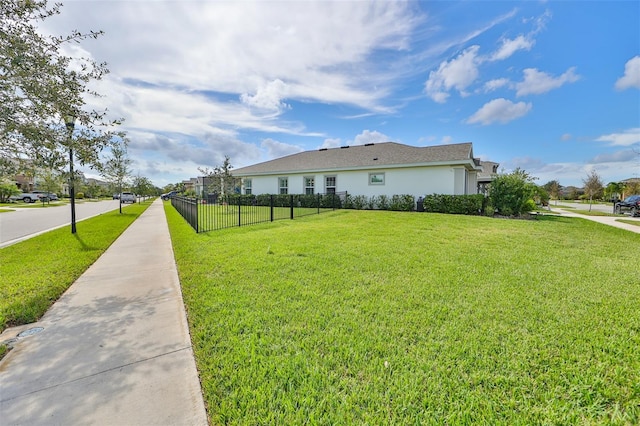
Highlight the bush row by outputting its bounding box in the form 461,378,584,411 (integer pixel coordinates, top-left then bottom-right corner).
421,194,485,215
343,194,416,211
214,193,487,215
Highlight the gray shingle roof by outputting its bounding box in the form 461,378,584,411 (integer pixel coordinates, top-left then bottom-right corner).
234,142,477,176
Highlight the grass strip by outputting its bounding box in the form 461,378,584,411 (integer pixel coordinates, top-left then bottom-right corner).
617,219,640,227
0,201,151,332
166,205,640,424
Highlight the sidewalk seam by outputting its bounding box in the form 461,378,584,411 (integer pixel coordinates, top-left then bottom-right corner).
0,345,194,404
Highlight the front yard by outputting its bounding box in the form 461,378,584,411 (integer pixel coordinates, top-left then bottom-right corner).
165,206,640,424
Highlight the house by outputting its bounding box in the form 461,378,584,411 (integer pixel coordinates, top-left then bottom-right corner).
477,161,500,195
233,142,493,200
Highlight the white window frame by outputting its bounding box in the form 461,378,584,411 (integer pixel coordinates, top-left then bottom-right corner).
244,178,252,195
304,176,315,195
325,175,336,194
278,177,288,195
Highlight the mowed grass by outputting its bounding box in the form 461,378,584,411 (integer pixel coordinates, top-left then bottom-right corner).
165,206,640,425
196,202,331,231
0,201,152,331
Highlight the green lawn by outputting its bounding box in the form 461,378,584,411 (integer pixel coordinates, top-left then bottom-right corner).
193,202,333,231
166,206,640,425
0,201,152,332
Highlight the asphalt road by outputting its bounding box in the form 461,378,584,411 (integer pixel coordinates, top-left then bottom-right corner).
0,200,122,247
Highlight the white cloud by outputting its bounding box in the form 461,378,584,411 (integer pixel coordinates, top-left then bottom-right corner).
467,98,532,125
441,136,454,144
47,1,417,112
260,138,304,159
590,149,637,164
321,138,342,149
595,128,640,146
483,78,511,93
561,133,572,141
353,130,392,145
490,35,535,61
425,45,481,102
240,80,291,112
615,56,640,90
515,67,580,96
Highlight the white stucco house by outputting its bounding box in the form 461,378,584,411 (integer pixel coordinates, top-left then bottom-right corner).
232,142,492,200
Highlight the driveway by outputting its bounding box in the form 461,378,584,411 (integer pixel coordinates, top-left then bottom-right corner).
0,200,122,247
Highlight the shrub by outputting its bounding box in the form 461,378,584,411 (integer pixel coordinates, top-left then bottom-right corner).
489,168,537,216
377,195,389,210
389,194,415,211
422,194,485,215
366,196,377,210
76,192,84,199
351,195,367,210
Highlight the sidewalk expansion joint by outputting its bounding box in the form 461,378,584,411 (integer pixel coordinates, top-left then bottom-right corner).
0,345,194,403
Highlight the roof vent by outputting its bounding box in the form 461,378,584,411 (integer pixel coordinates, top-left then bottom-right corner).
373,157,378,161
319,148,328,151
340,145,350,149
365,143,374,146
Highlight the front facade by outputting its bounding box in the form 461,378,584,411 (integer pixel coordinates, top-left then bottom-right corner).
233,142,488,200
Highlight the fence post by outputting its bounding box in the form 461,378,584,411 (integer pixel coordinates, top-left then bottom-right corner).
270,194,274,222
317,193,320,214
238,196,242,227
195,197,199,233
290,194,294,220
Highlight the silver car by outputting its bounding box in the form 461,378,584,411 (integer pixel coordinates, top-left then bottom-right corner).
120,192,136,203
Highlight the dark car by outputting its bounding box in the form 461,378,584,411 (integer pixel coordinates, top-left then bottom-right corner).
161,191,177,200
614,195,640,216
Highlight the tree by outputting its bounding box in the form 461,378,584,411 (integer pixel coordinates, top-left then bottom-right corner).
582,170,603,211
624,180,640,197
1,0,122,231
100,139,131,213
132,174,154,200
543,180,562,205
198,156,240,197
0,178,20,202
37,168,62,203
489,168,537,216
604,182,624,202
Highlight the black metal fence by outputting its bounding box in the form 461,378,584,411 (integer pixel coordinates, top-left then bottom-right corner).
171,193,344,233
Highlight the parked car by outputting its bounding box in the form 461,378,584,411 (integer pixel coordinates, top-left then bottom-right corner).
161,191,177,200
32,191,59,201
614,195,640,216
112,193,120,200
9,192,41,203
120,192,136,203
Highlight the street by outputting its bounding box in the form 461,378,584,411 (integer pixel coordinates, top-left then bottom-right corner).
0,200,122,247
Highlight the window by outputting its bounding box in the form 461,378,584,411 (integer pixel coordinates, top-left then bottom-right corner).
325,176,336,194
244,179,252,195
278,177,288,195
304,176,315,195
369,173,385,185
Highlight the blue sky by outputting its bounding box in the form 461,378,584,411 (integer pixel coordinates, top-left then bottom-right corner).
45,1,639,188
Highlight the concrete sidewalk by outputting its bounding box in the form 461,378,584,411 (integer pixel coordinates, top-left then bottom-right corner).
0,199,208,425
547,207,640,234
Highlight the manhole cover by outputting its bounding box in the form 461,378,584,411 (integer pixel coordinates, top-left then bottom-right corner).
17,327,44,338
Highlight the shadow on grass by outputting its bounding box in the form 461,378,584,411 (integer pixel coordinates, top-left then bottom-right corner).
73,234,99,252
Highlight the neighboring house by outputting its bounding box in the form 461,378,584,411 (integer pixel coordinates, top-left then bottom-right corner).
477,161,500,195
182,178,197,193
194,176,216,197
233,142,492,200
